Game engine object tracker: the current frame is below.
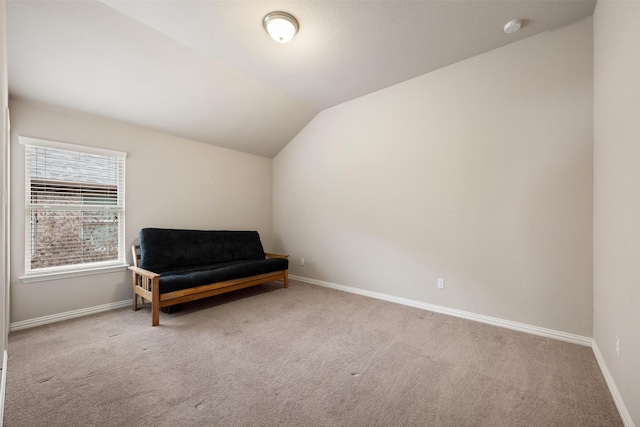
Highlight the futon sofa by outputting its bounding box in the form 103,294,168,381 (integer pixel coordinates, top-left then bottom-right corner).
129,228,289,326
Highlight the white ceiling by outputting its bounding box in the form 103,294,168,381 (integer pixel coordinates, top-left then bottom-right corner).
6,1,596,158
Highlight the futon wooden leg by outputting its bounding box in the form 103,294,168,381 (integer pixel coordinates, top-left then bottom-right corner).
152,276,160,326
152,305,159,326
284,271,289,288
131,272,138,311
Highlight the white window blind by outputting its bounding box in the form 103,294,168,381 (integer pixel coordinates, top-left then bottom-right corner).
21,137,126,277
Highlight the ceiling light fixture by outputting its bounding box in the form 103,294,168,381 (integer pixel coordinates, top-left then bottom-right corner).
503,19,523,34
263,11,299,43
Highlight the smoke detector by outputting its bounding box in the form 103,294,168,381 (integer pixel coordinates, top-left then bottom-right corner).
503,19,523,34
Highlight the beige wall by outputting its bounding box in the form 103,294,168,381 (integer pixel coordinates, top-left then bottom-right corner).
9,99,273,323
274,18,593,336
593,1,640,425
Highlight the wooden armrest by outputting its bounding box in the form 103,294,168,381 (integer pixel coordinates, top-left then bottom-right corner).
265,252,289,259
128,265,160,278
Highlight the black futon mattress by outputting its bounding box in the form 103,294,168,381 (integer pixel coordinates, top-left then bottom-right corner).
139,228,288,294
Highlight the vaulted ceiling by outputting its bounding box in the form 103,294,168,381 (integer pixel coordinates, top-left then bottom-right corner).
6,1,596,157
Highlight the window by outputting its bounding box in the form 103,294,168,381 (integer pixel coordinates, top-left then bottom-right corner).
20,137,127,280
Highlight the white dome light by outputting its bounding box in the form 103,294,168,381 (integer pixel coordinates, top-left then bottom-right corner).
264,12,299,43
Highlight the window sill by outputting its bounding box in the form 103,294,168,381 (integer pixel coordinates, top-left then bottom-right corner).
20,263,130,283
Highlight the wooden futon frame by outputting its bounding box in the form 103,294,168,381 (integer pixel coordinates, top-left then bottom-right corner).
129,245,289,326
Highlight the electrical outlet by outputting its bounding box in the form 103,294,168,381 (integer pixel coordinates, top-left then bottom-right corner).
616,336,620,358
300,258,305,266
437,278,445,289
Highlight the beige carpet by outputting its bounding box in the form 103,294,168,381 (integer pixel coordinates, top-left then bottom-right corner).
5,280,622,426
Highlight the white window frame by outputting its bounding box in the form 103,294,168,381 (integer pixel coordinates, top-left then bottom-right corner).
19,137,128,282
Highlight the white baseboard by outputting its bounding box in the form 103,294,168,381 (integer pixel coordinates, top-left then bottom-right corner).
290,275,593,347
1,349,7,427
592,341,636,427
9,300,132,332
